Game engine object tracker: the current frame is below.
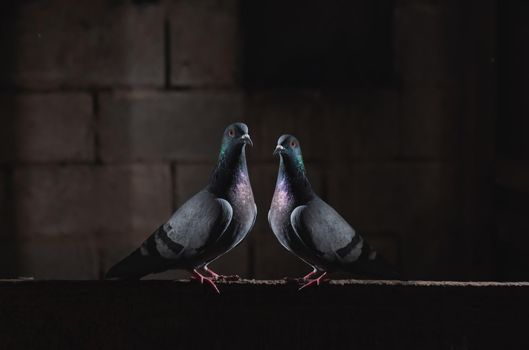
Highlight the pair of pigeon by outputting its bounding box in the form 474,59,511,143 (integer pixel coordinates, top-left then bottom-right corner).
106,123,397,292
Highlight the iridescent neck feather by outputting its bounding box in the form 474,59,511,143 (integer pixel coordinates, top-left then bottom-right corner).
209,143,248,196
276,154,314,202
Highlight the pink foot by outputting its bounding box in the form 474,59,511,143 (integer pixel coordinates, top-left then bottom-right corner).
192,269,220,294
299,272,328,291
302,268,318,280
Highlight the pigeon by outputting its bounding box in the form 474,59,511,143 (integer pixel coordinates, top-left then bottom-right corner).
106,122,257,293
268,135,399,289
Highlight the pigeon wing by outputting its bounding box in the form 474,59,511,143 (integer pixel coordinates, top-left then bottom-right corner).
105,190,233,279
162,190,233,258
290,197,363,264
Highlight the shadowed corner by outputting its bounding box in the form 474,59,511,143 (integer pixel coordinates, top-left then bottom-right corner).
0,3,22,279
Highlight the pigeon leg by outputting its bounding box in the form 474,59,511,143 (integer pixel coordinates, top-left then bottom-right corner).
192,269,220,294
203,265,221,279
302,267,318,280
298,272,328,291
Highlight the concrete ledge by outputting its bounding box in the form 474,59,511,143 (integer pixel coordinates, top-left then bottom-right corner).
0,279,528,349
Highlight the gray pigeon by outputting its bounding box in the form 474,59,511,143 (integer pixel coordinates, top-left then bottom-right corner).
106,123,257,293
268,135,399,289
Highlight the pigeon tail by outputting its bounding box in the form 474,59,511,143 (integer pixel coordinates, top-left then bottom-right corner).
105,249,168,280
346,244,403,280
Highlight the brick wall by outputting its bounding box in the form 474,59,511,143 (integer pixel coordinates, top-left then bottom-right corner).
0,0,496,280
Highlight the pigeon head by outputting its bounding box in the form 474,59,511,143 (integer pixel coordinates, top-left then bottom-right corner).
210,122,253,195
219,122,253,159
273,134,305,173
273,134,313,199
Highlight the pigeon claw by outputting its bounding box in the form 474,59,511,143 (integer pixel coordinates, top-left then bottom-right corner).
192,269,221,294
298,272,328,291
203,266,221,280
202,266,240,281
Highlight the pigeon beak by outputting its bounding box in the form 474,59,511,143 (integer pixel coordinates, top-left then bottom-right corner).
273,145,285,156
241,134,253,147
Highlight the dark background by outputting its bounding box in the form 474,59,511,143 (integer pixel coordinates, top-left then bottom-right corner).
0,0,525,281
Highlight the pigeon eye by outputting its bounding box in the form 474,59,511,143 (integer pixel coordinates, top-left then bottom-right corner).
228,129,235,137
290,140,297,148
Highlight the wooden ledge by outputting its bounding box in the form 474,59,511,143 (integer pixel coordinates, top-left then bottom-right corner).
3,278,529,286
0,279,528,349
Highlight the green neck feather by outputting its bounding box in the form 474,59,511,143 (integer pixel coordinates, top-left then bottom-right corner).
296,154,305,172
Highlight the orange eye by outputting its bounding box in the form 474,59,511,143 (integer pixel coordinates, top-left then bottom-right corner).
290,140,297,148
228,129,235,137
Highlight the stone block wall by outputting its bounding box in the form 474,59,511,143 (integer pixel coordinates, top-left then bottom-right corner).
0,0,496,280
